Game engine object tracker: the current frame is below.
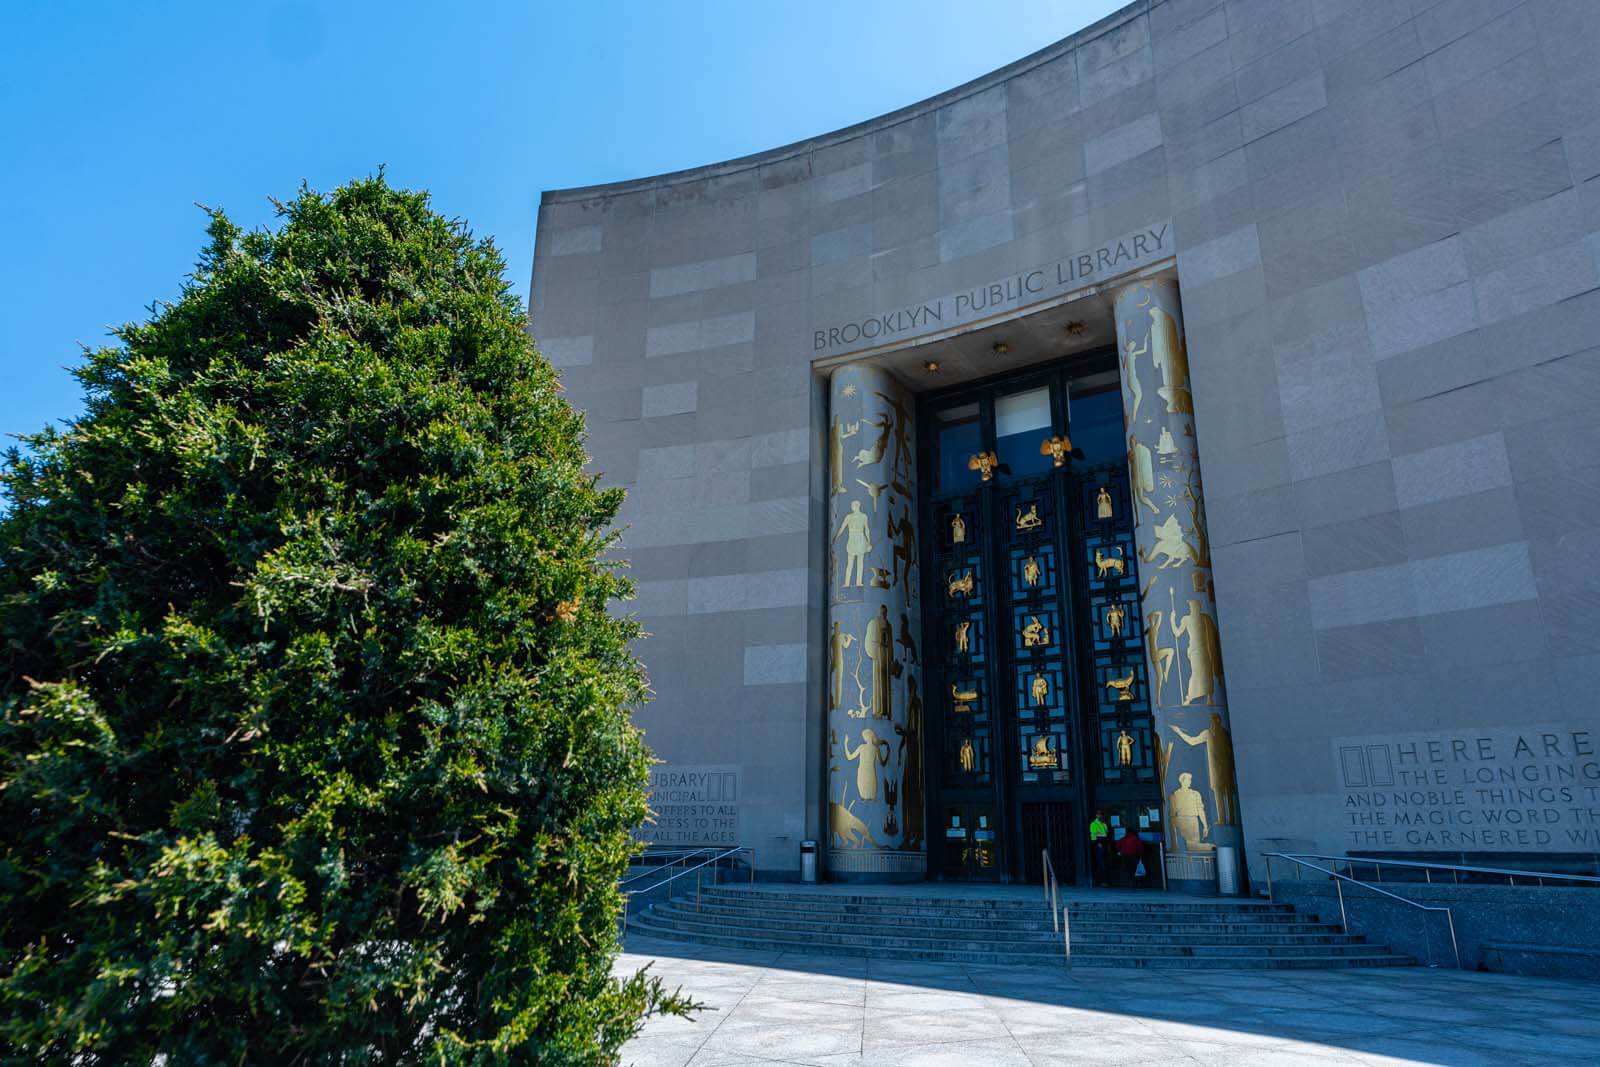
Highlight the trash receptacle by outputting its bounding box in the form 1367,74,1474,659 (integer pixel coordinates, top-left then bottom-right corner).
1216,845,1240,896
799,839,818,883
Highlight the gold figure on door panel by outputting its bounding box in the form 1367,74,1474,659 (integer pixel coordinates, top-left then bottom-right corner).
1015,502,1043,530
1105,672,1135,702
954,620,971,655
1030,673,1049,707
1029,735,1058,769
951,512,967,543
951,684,977,712
947,571,974,597
1022,616,1050,648
1022,555,1041,587
1096,485,1114,520
1117,729,1136,767
958,738,977,772
1106,601,1126,637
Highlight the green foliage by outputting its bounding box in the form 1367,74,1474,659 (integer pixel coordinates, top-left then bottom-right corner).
0,175,689,1063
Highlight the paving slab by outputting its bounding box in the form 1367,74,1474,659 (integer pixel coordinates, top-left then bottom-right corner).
617,934,1599,1066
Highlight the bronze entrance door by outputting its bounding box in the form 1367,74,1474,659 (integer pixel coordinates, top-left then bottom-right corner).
918,358,1165,885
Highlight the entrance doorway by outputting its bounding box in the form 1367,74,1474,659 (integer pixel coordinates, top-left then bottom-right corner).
918,354,1164,885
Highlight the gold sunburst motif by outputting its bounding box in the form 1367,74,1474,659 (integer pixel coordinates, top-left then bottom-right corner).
841,384,858,397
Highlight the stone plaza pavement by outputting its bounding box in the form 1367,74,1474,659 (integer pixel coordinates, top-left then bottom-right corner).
615,934,1600,1066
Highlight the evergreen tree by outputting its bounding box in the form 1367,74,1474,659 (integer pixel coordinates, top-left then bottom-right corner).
0,175,687,1063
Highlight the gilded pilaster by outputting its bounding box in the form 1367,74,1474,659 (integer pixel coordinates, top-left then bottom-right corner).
1112,278,1244,889
825,365,924,880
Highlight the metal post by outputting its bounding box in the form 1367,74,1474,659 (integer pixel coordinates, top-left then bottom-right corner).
1062,904,1072,967
1265,854,1273,902
1158,842,1168,892
1425,867,1432,884
1336,878,1348,934
1446,910,1462,970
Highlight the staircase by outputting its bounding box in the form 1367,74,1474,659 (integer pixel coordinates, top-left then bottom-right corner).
626,885,1414,968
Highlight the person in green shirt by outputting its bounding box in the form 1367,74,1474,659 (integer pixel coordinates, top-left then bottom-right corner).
1088,810,1109,886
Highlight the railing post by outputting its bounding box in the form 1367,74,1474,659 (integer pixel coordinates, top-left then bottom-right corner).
1447,909,1462,970
1159,842,1168,892
1265,854,1273,902
1062,904,1071,967
1336,878,1348,934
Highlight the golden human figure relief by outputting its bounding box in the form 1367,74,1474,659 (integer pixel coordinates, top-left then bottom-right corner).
897,612,919,666
843,727,889,803
1169,589,1224,706
828,416,860,496
951,683,977,712
1039,435,1072,468
1105,671,1135,702
1029,735,1058,769
874,390,914,477
1096,485,1114,520
1148,305,1194,414
958,738,976,772
896,674,924,849
951,512,966,543
1117,729,1136,767
888,507,916,585
1128,435,1157,515
1022,616,1050,648
1106,601,1126,637
947,570,974,597
1172,713,1239,825
1121,330,1147,427
855,478,888,511
1093,546,1126,579
1168,771,1212,851
827,620,855,711
1143,606,1176,705
854,411,892,468
1140,513,1195,569
832,500,872,588
967,450,999,481
864,605,894,720
1015,502,1043,530
954,620,971,655
1030,673,1049,706
1022,555,1041,586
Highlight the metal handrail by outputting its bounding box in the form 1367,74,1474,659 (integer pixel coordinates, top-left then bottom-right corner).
1042,849,1069,966
1273,852,1600,887
619,846,724,890
621,845,754,936
1263,852,1461,969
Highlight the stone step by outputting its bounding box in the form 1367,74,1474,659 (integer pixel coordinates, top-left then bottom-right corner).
637,914,1062,955
625,920,1060,966
1067,952,1415,969
1065,919,1340,934
1070,931,1365,947
701,887,1292,915
649,904,1056,938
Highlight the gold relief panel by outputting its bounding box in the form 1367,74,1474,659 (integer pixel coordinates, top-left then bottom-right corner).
1021,615,1050,648
1030,673,1049,707
951,512,966,543
1022,555,1041,587
1093,546,1126,579
946,570,974,597
1015,502,1043,530
1105,671,1135,702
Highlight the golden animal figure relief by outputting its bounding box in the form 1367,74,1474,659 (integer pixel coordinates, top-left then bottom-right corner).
947,570,974,597
1169,590,1223,706
1022,616,1050,648
1140,513,1195,569
855,478,888,511
954,620,971,654
828,416,860,496
1096,486,1114,520
1106,602,1126,637
1172,713,1239,825
832,500,872,588
968,450,999,481
951,684,977,712
1030,673,1049,707
1168,771,1212,851
1015,502,1043,530
958,738,977,772
1029,735,1059,769
1117,729,1135,767
869,567,892,589
828,620,855,711
843,727,890,803
829,800,882,849
854,412,892,468
1105,671,1135,702
1022,555,1041,586
1094,546,1127,579
951,512,966,543
1039,435,1072,468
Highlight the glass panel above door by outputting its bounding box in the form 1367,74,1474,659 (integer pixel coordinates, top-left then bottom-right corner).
994,386,1053,481
935,402,981,490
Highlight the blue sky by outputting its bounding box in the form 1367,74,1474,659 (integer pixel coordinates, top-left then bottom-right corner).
0,0,1122,440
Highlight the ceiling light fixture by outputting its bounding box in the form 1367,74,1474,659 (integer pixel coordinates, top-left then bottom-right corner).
1064,321,1087,337
992,342,1009,356
923,360,941,373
